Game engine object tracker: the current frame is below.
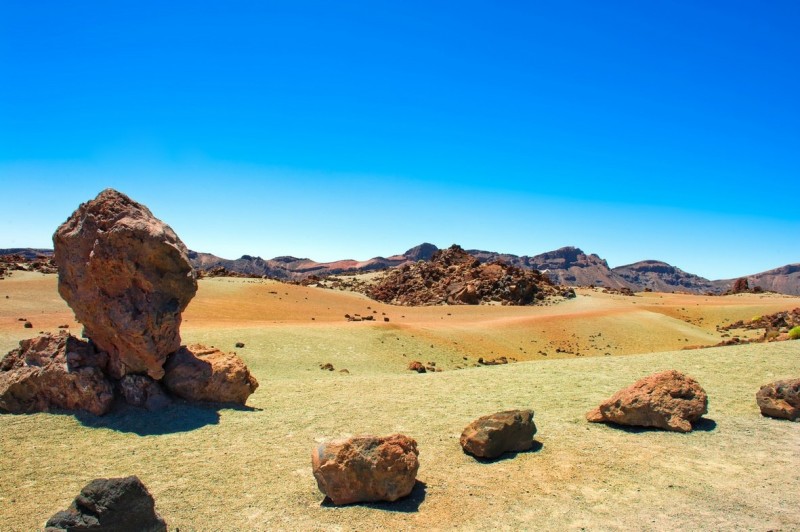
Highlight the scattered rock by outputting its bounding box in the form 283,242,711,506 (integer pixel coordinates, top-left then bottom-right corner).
460,409,537,459
118,374,171,411
756,378,800,421
408,361,426,373
235,342,245,348
311,434,419,505
0,333,114,416
320,363,334,371
162,344,258,404
23,321,32,328
53,189,198,379
44,476,166,531
57,324,69,329
586,370,708,432
339,369,350,374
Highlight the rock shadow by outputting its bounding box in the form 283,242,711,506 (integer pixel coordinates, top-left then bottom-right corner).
598,417,717,434
321,480,427,513
469,440,544,464
74,400,259,436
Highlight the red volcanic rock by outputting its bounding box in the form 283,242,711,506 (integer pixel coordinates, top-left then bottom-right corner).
586,370,708,432
53,189,197,379
311,434,419,505
408,361,426,373
162,345,258,404
460,409,537,459
0,333,113,416
367,245,557,306
756,378,800,421
731,277,750,294
44,476,166,531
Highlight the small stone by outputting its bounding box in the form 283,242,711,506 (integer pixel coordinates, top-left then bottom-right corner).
235,342,245,348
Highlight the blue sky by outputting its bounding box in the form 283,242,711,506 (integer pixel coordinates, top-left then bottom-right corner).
1,1,798,279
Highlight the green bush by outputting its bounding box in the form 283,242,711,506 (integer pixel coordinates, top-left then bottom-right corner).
789,326,800,340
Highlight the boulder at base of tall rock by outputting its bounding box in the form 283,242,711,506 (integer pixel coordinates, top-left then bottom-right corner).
756,378,800,421
311,434,419,505
118,374,172,411
586,370,708,432
44,476,166,532
0,333,113,416
53,188,197,380
162,345,259,404
460,409,537,459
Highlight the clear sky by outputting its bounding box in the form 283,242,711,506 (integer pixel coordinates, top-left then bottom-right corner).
1,1,798,280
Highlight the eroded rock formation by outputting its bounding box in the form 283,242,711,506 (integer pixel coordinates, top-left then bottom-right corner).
0,333,114,416
756,378,800,421
53,188,197,379
162,345,259,404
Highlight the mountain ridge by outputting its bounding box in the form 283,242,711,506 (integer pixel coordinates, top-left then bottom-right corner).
2,245,798,295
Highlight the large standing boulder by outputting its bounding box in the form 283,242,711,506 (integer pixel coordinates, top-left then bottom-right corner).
311,434,419,505
460,409,537,459
162,345,259,404
0,333,114,416
44,476,166,532
756,378,800,421
53,189,197,380
586,370,708,432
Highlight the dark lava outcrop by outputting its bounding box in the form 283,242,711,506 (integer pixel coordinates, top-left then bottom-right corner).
366,245,558,306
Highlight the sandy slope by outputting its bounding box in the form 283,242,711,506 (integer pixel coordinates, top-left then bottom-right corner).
1,273,799,530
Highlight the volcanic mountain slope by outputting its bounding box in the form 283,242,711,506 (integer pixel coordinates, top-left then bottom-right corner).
714,264,800,296
612,260,718,294
366,245,562,306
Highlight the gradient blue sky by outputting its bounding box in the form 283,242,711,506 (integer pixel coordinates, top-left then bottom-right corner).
1,1,798,279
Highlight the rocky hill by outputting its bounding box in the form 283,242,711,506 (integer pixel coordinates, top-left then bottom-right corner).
612,260,717,294
366,245,565,306
713,264,800,296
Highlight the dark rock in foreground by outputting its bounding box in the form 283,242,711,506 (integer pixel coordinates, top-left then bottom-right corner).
756,378,800,421
44,476,166,532
53,188,197,380
0,333,113,416
311,434,419,505
586,370,708,432
460,409,537,459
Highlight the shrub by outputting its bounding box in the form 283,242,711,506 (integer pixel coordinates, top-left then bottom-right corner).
789,326,800,340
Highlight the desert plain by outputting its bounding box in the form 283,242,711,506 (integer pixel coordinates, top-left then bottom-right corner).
1,271,799,530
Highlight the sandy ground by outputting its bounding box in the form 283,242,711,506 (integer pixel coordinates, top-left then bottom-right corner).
1,273,799,530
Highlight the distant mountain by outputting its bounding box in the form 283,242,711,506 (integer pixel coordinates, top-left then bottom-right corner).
5,244,797,295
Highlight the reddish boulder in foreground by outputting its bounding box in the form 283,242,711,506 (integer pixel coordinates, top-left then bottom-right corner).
311,434,419,505
460,409,537,459
162,345,259,404
44,476,166,532
0,333,113,416
756,378,800,421
586,370,708,432
53,188,197,380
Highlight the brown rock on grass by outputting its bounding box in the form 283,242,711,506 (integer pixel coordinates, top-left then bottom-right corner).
53,189,197,380
460,410,537,459
311,434,419,505
44,476,166,531
756,378,800,421
162,344,259,404
408,361,426,373
0,333,113,416
586,370,708,432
